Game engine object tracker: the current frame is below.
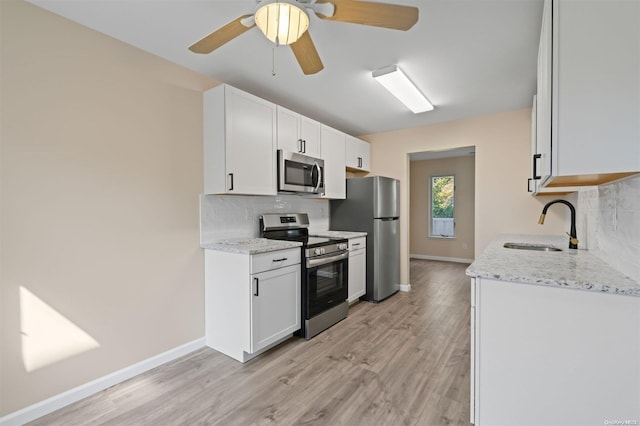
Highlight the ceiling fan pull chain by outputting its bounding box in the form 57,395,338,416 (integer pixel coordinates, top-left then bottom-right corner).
272,46,276,76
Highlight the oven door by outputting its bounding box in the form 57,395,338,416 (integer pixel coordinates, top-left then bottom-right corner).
278,150,325,194
305,251,349,318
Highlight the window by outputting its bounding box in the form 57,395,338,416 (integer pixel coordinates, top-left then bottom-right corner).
430,175,455,238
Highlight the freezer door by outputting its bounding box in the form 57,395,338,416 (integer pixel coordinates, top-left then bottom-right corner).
373,176,400,219
373,218,400,301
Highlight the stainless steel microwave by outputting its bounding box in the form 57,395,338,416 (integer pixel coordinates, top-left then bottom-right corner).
278,150,325,195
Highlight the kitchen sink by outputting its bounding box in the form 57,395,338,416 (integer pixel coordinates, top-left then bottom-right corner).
503,242,562,252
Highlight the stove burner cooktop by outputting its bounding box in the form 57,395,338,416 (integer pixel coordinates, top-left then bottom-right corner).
260,213,347,254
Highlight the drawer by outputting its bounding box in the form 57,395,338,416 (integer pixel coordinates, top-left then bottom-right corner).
251,248,301,274
349,237,366,252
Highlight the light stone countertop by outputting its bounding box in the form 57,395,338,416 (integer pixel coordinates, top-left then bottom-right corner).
311,230,368,239
201,238,302,255
466,234,640,297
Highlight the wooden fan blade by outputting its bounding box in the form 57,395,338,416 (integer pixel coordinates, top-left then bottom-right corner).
189,15,254,54
317,0,418,31
290,31,324,75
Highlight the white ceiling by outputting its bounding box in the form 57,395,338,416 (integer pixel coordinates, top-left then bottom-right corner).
26,0,543,137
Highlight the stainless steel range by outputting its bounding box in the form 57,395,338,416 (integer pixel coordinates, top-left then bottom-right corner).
260,213,349,339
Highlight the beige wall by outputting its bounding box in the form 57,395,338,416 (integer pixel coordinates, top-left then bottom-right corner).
410,156,475,261
0,0,217,415
362,109,568,285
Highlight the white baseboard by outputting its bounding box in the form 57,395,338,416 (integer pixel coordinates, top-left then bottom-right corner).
400,284,411,292
410,254,474,264
0,338,206,426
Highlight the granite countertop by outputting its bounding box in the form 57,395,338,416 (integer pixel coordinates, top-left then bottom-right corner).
201,238,302,255
311,230,368,239
466,234,640,297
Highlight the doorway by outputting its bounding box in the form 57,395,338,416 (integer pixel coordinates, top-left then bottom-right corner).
409,146,476,263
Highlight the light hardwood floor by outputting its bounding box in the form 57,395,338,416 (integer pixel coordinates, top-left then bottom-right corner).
31,260,471,425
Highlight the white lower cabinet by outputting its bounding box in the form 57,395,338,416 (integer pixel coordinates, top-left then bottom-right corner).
347,237,366,302
471,277,640,425
469,278,476,424
205,248,301,362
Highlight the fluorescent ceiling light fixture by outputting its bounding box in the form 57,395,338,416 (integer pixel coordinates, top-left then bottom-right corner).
255,0,310,46
372,65,434,113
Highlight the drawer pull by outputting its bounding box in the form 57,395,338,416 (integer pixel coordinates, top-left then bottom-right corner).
253,277,259,296
272,258,288,262
352,243,361,247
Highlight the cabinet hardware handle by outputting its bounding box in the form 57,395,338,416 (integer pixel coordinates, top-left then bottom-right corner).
254,277,259,296
527,178,534,193
298,139,303,153
272,258,287,262
228,173,234,191
533,154,541,180
352,243,360,246
357,157,362,168
302,139,306,153
312,161,323,193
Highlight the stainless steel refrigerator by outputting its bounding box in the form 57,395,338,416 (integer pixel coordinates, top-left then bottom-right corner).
330,176,400,302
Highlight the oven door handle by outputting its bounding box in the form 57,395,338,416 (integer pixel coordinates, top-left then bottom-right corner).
306,251,349,268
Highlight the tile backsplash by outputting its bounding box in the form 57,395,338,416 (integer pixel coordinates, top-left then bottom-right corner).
577,175,640,283
200,194,330,244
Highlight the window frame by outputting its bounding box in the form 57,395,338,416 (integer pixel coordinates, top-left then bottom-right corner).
429,174,456,239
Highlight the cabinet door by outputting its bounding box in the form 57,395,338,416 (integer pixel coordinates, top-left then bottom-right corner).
348,250,366,302
226,87,277,195
476,277,640,425
276,106,302,153
346,135,370,172
277,106,321,157
536,0,552,185
554,0,639,178
300,116,321,157
320,125,346,199
470,278,477,424
357,139,371,171
250,264,301,353
529,95,540,194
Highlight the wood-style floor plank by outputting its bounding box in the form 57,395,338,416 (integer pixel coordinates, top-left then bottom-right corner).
29,259,471,425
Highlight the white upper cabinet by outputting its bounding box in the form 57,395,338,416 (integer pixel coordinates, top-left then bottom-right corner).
345,135,370,172
529,95,540,194
276,106,321,158
319,125,346,199
530,93,585,196
537,0,639,188
204,85,277,195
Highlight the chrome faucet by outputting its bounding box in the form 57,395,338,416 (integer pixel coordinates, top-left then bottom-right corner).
538,199,579,249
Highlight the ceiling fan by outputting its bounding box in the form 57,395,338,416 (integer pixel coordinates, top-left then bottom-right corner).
188,0,419,75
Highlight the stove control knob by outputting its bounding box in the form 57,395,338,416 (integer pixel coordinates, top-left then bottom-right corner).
338,243,348,250
314,248,323,256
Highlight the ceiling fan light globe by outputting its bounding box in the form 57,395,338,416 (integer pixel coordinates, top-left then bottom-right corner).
255,1,309,45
